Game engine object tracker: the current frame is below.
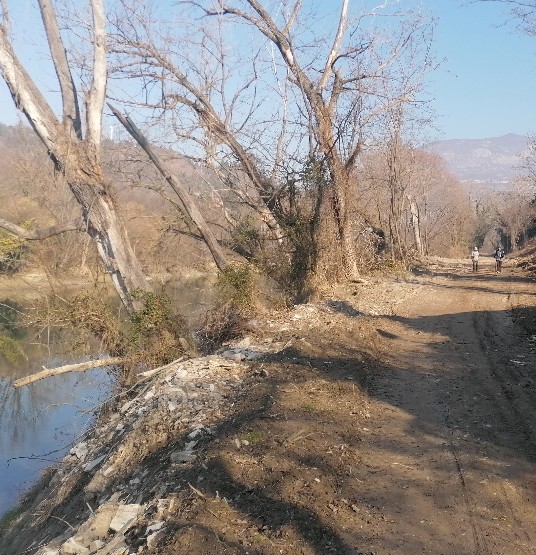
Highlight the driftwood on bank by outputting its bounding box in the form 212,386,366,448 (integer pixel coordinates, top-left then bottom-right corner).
13,357,125,388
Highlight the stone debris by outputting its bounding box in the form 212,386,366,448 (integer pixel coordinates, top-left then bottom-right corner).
108,504,142,533
71,442,89,461
33,349,258,555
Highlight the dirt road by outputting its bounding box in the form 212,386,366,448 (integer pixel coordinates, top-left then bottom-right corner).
143,255,536,555
352,256,536,554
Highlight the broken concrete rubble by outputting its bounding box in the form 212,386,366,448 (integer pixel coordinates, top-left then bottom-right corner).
28,351,256,555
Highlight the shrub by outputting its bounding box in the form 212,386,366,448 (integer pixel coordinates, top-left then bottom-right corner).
215,263,254,308
0,333,26,363
128,291,192,369
0,230,28,274
0,299,26,363
197,262,255,353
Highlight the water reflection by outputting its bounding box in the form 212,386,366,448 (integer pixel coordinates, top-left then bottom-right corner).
0,276,215,517
0,354,113,517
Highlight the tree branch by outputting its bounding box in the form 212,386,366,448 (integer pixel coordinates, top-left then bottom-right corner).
108,102,229,270
13,357,124,388
37,0,82,137
318,0,348,92
0,24,61,153
86,0,107,150
283,1,302,37
0,218,84,240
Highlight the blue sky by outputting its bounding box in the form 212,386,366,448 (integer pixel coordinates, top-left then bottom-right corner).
1,0,535,141
427,0,536,140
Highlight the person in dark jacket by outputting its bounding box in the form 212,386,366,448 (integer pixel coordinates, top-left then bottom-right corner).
494,246,505,273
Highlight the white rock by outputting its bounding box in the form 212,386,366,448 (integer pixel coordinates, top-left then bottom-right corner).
188,428,203,439
235,337,251,348
70,442,88,460
108,504,142,533
103,464,116,477
146,521,165,533
120,400,135,413
144,389,155,400
60,537,90,555
89,540,105,552
170,451,196,463
84,455,105,472
85,503,117,538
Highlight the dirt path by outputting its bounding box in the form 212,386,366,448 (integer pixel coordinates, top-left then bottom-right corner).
147,255,536,555
356,256,536,554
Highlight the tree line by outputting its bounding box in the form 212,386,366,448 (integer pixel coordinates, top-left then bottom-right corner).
0,0,535,316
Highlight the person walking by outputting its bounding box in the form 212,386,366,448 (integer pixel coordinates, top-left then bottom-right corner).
494,246,505,273
471,247,479,272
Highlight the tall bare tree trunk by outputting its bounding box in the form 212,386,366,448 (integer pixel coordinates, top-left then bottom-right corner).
328,162,361,280
408,195,424,256
0,1,151,313
68,153,151,311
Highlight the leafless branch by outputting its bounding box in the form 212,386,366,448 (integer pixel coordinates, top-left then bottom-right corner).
86,0,107,149
0,217,84,240
37,0,82,137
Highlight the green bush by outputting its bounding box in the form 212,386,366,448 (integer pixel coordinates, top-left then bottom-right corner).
39,289,193,384
128,291,191,368
215,263,254,308
0,299,26,362
0,333,26,363
0,230,28,274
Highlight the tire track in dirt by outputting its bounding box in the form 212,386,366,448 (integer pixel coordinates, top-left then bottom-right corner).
444,405,491,555
360,258,536,554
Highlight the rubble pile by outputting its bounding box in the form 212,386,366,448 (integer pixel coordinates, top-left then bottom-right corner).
27,353,254,555
3,290,390,555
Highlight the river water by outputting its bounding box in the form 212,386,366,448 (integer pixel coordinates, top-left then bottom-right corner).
0,275,215,518
0,343,113,517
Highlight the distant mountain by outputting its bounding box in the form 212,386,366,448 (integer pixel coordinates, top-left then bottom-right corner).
425,133,530,184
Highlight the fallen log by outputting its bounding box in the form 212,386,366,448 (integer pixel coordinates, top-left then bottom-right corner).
13,357,125,388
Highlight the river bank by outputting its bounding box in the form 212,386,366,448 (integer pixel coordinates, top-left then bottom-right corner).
0,270,217,522
2,256,536,554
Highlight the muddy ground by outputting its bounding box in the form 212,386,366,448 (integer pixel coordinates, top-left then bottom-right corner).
2,254,536,555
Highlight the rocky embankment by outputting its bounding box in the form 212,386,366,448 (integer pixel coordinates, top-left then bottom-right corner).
1,338,279,555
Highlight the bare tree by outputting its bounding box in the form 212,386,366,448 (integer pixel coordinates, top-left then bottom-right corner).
494,180,536,249
108,103,229,270
358,145,472,257
472,1,536,36
108,0,435,282
0,0,151,313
